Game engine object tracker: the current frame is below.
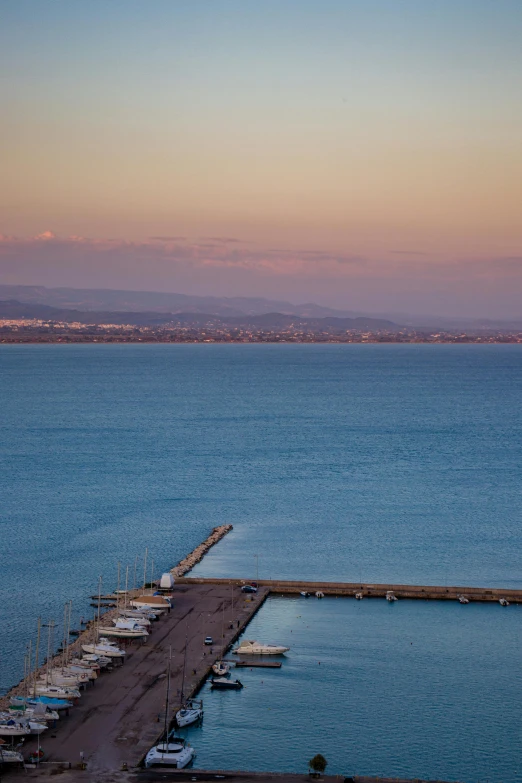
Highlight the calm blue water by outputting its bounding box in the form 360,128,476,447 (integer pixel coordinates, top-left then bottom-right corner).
187,595,521,783
1,344,521,781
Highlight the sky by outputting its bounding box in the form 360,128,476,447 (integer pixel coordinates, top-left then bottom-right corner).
1,0,522,317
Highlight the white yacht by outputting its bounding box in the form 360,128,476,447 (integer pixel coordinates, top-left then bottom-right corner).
386,591,398,602
499,598,510,606
233,639,289,655
315,591,325,599
458,595,469,604
212,660,230,676
145,735,195,768
175,698,203,728
355,592,363,600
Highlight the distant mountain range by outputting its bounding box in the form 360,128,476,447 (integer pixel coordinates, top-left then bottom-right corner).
0,299,398,331
0,285,356,319
0,285,520,330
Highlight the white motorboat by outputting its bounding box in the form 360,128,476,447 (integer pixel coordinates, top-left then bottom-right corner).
499,598,510,606
300,591,311,598
175,698,203,728
315,591,325,599
145,735,195,768
114,615,151,628
355,592,363,600
233,639,289,655
82,641,125,658
212,660,230,676
458,595,469,604
98,625,149,639
386,591,398,602
0,749,24,764
34,684,80,700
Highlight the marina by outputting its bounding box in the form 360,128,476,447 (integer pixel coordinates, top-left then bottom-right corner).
0,527,520,782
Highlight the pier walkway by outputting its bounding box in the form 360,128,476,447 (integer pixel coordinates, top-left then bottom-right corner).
178,577,522,603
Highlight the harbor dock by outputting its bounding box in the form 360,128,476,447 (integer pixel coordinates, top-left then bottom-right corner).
177,577,522,603
1,525,518,781
11,582,268,774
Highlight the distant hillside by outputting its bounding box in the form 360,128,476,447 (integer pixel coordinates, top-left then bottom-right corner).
0,300,399,331
0,284,356,318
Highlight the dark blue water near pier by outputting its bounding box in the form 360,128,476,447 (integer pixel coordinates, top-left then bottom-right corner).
1,344,521,781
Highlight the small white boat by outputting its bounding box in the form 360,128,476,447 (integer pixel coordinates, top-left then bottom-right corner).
355,592,363,600
131,595,171,612
81,653,111,667
458,595,469,604
233,639,289,655
98,625,149,639
0,719,31,737
28,721,48,735
210,677,243,689
114,615,151,628
499,598,510,606
300,591,311,598
82,641,125,658
145,735,195,768
8,705,59,722
0,749,24,764
386,591,398,602
315,591,325,599
175,698,203,728
65,664,98,680
119,608,158,620
34,684,80,700
212,660,230,676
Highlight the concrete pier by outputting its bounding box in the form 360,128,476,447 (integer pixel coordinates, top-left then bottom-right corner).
178,577,522,603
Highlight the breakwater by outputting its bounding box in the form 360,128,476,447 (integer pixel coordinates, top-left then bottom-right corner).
177,577,522,603
170,524,233,578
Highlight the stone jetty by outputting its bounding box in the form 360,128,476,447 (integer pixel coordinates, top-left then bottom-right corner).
170,523,233,578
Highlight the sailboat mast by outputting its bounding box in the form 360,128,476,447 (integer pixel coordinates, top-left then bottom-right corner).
33,617,41,698
26,640,32,698
143,547,148,591
163,647,172,742
62,603,68,670
96,575,102,644
66,601,73,666
124,565,129,609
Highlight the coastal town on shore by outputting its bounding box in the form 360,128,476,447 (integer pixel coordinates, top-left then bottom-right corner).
2,319,522,344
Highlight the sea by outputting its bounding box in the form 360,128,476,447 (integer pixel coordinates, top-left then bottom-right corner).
1,344,521,782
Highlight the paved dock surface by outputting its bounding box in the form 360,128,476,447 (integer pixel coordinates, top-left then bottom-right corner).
179,577,522,603
17,584,268,776
6,766,456,783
